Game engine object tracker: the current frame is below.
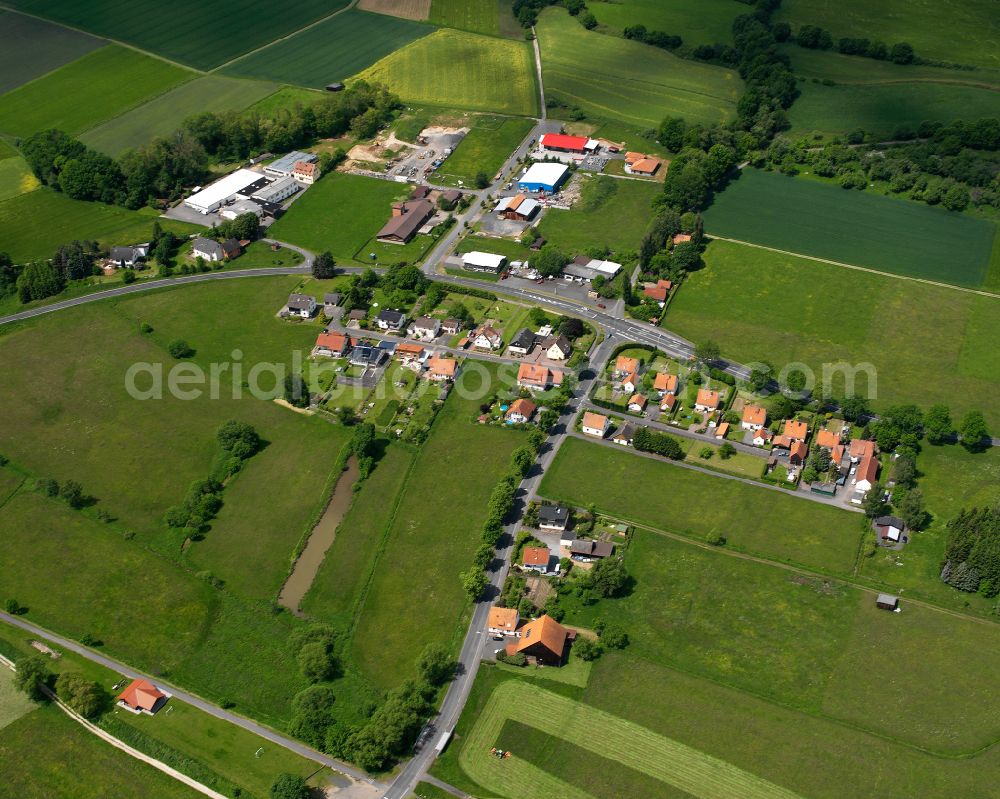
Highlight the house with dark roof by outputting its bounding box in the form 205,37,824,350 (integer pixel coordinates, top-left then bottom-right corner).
192,237,225,262
287,293,317,318
439,189,462,209
376,310,407,332
570,540,614,559
538,504,569,531
542,334,571,361
220,238,242,260
323,292,341,315
109,244,148,267
349,344,386,368
874,515,906,545
508,328,538,355
376,199,435,244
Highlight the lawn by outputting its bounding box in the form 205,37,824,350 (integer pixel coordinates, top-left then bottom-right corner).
429,0,499,35
4,0,351,71
223,9,434,87
0,45,192,139
0,9,104,96
588,0,742,50
353,29,539,116
301,443,415,628
536,8,740,128
540,437,862,574
0,155,40,202
774,0,1000,70
267,172,410,264
0,704,200,799
536,174,660,255
246,86,326,115
664,239,1000,429
704,168,997,288
435,116,534,186
81,76,280,156
350,365,525,689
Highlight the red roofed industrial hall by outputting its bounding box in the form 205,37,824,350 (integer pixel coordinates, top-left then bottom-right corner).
540,134,596,154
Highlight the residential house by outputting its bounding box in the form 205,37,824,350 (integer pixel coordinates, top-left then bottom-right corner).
323,292,341,316
614,355,638,378
375,199,435,244
108,244,148,267
694,389,720,413
116,679,167,715
611,422,635,446
346,308,367,327
642,279,672,305
538,504,569,531
621,371,640,394
741,405,767,431
394,342,424,362
627,394,647,413
660,393,677,413
192,237,224,262
442,318,462,335
816,429,841,449
849,438,877,463
715,422,730,440
505,615,570,666
505,398,537,424
287,293,317,319
570,540,614,559
439,189,462,210
220,238,242,260
314,331,350,357
508,328,537,356
292,160,319,184
653,372,678,397
517,362,563,391
851,456,880,504
471,325,503,351
349,345,385,369
487,606,520,637
542,334,572,361
376,310,407,332
409,316,441,340
427,356,458,382
522,546,551,573
751,429,773,447
874,515,906,544
581,411,610,438
789,440,808,466
783,419,809,442
623,151,662,176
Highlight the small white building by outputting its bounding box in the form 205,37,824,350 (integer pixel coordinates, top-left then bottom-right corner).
581,412,610,438
462,251,507,274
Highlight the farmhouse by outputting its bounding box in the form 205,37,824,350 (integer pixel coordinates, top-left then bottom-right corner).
505,615,570,666
540,133,597,155
251,175,299,206
495,193,540,221
742,405,767,431
192,237,225,262
505,398,537,424
462,251,507,274
265,151,317,178
108,244,148,267
849,438,877,463
116,679,167,715
314,331,350,357
654,372,678,396
376,199,435,244
471,325,503,351
508,328,538,355
624,152,662,176
582,411,610,438
522,546,552,573
517,363,563,391
854,456,879,492
184,168,267,214
694,389,720,412
376,310,407,331
286,293,317,318
427,356,458,381
488,606,520,637
409,316,441,340
538,504,569,531
519,162,569,194
542,334,571,361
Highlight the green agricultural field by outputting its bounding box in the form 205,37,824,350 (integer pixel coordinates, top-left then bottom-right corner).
267,172,409,264
1,704,200,799
536,174,659,255
224,10,433,87
588,0,741,50
350,366,525,689
536,9,739,128
4,0,351,71
81,76,279,156
436,116,534,186
541,437,862,573
301,444,415,627
704,168,997,287
664,239,1000,429
0,10,104,96
429,0,498,35
0,668,35,731
0,156,40,202
247,86,325,115
354,29,539,116
0,189,197,264
775,0,1000,70
0,45,192,139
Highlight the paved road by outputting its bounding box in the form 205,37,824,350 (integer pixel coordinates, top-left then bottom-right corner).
0,610,383,788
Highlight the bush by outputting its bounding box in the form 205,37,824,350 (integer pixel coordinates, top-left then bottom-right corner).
55,672,107,718
574,637,602,661
167,339,194,359
270,773,311,799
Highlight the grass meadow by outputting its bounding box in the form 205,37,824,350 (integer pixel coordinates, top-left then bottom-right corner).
429,0,499,35
704,168,997,287
0,190,197,263
775,0,1000,70
536,174,660,255
358,0,431,21
540,437,863,574
4,0,350,71
0,45,192,139
354,29,539,116
81,76,279,156
588,0,741,50
0,9,104,96
536,8,739,128
435,116,534,186
224,10,433,87
664,239,1000,428
267,172,410,264
0,155,40,202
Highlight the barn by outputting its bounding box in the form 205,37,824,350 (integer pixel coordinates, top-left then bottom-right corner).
518,162,569,194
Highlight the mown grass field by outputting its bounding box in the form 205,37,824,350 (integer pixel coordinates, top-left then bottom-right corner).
429,0,498,35
0,668,35,731
436,116,534,186
81,76,279,156
224,10,433,87
0,155,40,202
775,0,1000,70
4,0,350,71
354,29,539,116
536,174,660,255
0,9,104,96
588,0,741,50
537,8,739,128
267,172,410,264
0,704,200,799
350,365,525,689
540,437,862,574
664,239,1000,429
0,189,197,263
0,45,192,138
704,168,996,287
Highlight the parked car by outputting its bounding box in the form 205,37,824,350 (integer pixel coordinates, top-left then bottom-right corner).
597,302,606,309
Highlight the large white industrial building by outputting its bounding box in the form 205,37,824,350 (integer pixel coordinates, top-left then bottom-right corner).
184,169,266,215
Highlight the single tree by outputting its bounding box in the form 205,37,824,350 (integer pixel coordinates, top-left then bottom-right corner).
416,643,456,686
14,655,51,701
923,404,953,444
574,637,602,661
55,672,107,718
269,773,311,799
167,339,194,359
460,568,488,600
312,251,337,279
216,420,260,459
694,340,720,364
297,641,337,683
959,410,989,452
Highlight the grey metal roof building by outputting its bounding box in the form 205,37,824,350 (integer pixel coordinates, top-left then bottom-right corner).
265,150,317,177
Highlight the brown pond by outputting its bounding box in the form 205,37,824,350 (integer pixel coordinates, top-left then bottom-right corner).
278,456,360,615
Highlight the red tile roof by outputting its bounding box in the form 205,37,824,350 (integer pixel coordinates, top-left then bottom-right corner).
315,331,348,353
488,606,519,632
695,389,720,409
117,679,165,712
522,546,550,567
783,419,808,441
816,429,840,449
742,405,766,426
506,398,537,420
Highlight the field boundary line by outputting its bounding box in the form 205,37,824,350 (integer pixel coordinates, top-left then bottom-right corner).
707,235,1000,299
